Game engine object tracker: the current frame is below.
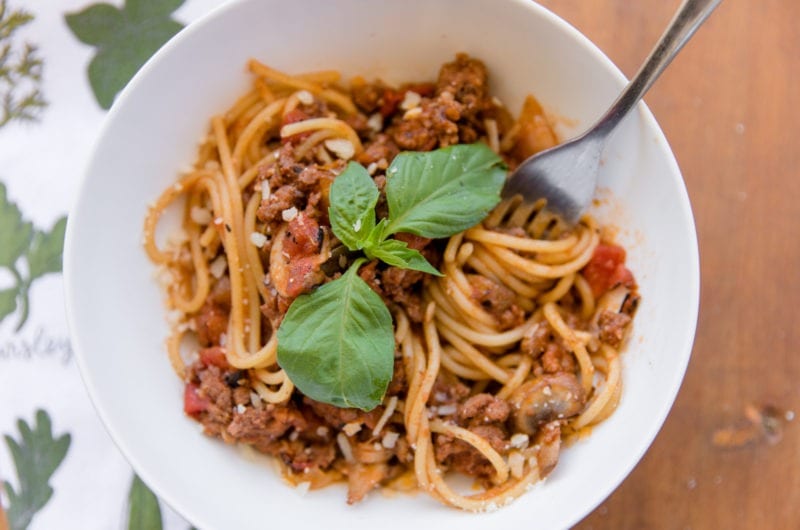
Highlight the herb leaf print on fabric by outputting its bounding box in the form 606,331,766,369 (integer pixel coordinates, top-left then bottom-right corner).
0,0,46,128
0,182,66,330
2,410,71,530
65,0,185,109
127,474,163,530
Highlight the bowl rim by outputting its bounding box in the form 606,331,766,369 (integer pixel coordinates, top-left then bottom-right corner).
64,0,700,527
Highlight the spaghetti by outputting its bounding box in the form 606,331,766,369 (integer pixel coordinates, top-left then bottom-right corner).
144,54,639,510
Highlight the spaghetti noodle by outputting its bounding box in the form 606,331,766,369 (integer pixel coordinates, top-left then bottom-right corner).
144,54,639,510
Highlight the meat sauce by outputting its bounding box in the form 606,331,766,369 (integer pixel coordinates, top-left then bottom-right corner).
184,54,639,502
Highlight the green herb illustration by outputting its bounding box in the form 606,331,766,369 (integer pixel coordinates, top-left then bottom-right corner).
0,0,46,128
65,0,185,110
277,143,506,410
0,182,67,331
2,410,71,530
127,474,162,530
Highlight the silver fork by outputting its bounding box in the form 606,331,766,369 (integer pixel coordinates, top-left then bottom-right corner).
502,0,722,223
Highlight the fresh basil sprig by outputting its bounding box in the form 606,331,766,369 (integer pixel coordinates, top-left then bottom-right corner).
327,161,379,251
384,144,508,238
277,143,506,410
276,258,394,410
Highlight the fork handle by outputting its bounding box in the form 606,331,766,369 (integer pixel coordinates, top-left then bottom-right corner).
591,0,722,139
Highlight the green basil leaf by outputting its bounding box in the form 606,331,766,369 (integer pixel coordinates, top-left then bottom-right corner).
361,218,388,253
277,261,394,411
384,143,506,238
329,162,379,251
366,239,443,276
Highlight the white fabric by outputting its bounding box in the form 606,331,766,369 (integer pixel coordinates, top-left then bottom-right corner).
0,1,223,528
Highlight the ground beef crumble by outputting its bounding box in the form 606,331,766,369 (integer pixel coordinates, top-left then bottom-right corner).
467,274,525,330
598,309,633,347
434,394,512,480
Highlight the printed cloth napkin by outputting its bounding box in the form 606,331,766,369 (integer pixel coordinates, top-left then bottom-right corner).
0,1,223,528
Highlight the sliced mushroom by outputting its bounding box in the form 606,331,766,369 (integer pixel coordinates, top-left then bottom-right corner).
509,373,586,435
269,226,291,296
269,220,330,298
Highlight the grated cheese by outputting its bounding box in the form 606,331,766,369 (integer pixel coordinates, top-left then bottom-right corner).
372,396,398,436
436,404,456,416
509,433,529,449
343,422,362,436
209,255,228,279
336,433,354,462
281,206,298,221
367,113,383,132
381,431,400,449
296,90,314,105
250,232,267,248
403,107,423,120
400,90,421,110
324,138,355,160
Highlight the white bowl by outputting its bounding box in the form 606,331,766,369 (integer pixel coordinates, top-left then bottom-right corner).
64,0,699,528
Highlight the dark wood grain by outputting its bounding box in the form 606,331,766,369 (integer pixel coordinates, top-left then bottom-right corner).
534,0,800,528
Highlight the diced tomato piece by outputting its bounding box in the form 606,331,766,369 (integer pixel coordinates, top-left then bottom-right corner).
199,346,229,369
283,213,322,258
608,263,634,291
380,88,405,118
581,243,635,298
285,256,319,298
183,383,209,416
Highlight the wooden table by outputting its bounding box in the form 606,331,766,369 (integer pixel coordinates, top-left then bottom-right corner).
532,0,799,528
